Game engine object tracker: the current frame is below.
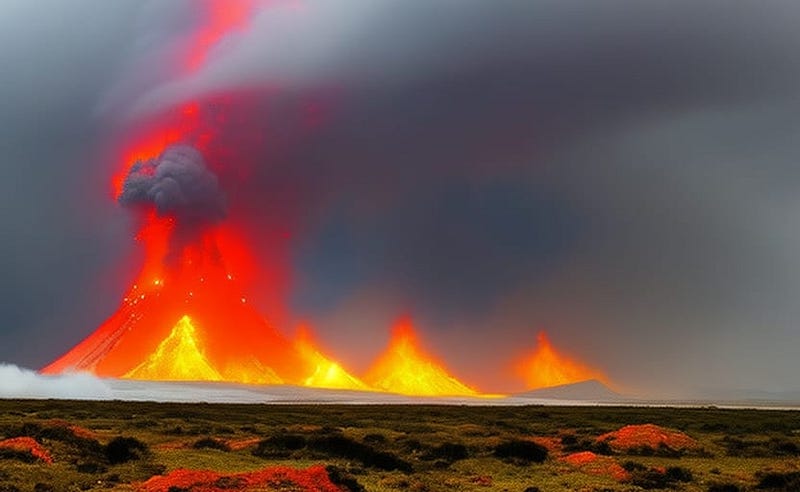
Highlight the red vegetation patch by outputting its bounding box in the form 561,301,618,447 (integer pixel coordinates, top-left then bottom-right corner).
43,419,97,440
596,424,697,452
562,451,629,481
0,437,53,464
530,436,563,455
138,464,342,492
225,437,262,451
469,475,493,487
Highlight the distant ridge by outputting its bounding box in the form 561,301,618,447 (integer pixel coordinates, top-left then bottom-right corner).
517,379,623,401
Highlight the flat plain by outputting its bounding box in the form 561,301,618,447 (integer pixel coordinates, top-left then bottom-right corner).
1,399,799,491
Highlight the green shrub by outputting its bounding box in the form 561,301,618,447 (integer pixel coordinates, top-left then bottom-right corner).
707,484,743,492
755,471,800,490
325,465,366,492
105,437,148,464
363,433,386,444
493,440,548,464
665,466,693,483
252,434,307,458
422,442,469,462
310,435,412,472
0,448,37,463
192,438,230,451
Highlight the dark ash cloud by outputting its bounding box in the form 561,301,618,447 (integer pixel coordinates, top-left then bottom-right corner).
119,144,225,223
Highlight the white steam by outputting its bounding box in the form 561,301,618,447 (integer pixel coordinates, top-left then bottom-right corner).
0,364,112,400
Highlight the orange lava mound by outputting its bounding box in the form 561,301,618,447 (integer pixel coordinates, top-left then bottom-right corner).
0,437,53,464
597,424,698,453
517,331,608,390
562,451,629,481
138,464,342,492
365,318,478,397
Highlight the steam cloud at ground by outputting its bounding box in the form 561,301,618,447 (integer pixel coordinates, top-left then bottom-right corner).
0,364,112,400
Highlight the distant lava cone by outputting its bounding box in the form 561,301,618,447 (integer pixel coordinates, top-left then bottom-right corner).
517,331,608,390
294,327,369,391
365,319,478,396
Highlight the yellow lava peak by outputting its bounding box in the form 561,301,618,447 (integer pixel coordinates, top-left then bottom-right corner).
518,331,607,390
124,315,281,384
125,315,221,381
365,319,478,397
295,328,369,391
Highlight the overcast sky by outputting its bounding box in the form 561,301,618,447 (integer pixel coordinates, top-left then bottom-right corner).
2,0,800,395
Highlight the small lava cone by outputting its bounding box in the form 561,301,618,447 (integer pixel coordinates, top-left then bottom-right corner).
596,424,698,454
0,437,53,464
561,451,629,481
138,464,342,492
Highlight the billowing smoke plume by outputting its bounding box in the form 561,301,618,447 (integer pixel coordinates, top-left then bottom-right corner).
119,144,225,224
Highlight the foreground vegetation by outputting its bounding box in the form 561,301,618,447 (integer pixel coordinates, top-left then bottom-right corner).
0,400,799,491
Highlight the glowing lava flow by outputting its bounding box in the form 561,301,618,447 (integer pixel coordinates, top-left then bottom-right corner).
365,319,478,397
125,316,283,384
294,327,369,391
517,331,608,390
125,315,222,382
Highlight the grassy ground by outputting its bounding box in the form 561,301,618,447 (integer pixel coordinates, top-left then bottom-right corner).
0,400,799,491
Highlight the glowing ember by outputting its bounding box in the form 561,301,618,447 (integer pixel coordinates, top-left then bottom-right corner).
295,327,369,391
517,331,608,390
365,318,478,397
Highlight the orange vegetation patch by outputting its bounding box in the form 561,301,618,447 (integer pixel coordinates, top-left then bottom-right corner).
138,464,342,492
0,437,53,464
562,451,629,481
597,424,698,452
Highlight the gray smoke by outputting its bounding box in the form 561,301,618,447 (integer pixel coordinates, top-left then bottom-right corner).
119,144,225,223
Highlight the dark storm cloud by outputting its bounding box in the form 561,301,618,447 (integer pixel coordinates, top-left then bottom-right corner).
192,0,800,394
3,0,800,395
0,0,159,366
120,145,225,223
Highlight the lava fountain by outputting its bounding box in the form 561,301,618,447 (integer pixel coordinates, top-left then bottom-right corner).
364,318,478,397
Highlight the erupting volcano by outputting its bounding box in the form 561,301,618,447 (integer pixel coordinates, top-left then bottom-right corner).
38,0,610,399
517,331,608,390
41,151,303,384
